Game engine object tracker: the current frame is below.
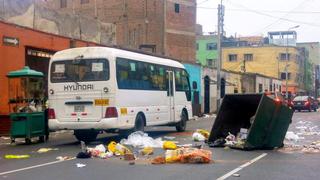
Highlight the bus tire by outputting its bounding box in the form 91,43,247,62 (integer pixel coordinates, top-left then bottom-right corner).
176,111,187,132
74,130,98,143
134,113,145,132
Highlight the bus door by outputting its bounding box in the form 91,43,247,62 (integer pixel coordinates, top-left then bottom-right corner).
167,71,175,122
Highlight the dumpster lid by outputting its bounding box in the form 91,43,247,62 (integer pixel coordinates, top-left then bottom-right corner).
7,66,44,77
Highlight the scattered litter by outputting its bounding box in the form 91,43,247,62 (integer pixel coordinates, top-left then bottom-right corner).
5,155,30,159
87,144,109,157
0,137,10,140
196,129,210,139
56,156,73,161
163,141,177,150
129,161,135,165
124,152,135,161
285,131,300,142
209,138,226,147
140,147,154,155
163,136,176,140
76,152,91,159
37,148,58,153
192,132,206,142
76,163,86,168
232,173,240,177
120,131,163,148
164,148,212,164
225,132,236,146
151,156,166,165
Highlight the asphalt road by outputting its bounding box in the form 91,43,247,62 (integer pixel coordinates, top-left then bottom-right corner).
0,111,319,180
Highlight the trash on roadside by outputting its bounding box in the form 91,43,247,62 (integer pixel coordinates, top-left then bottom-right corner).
56,156,73,161
179,148,212,163
129,161,135,165
5,154,30,159
37,148,58,153
120,131,163,148
140,147,154,155
285,131,300,142
163,136,176,140
165,149,183,163
163,141,177,150
192,132,206,142
209,138,226,147
196,129,210,139
76,163,86,168
165,148,212,164
124,152,135,161
107,141,117,153
115,143,131,156
87,144,107,157
76,152,91,159
233,173,240,177
151,156,166,164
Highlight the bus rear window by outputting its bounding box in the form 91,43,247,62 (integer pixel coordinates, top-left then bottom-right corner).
50,59,109,83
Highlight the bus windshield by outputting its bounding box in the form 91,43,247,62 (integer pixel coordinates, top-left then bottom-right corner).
50,59,109,83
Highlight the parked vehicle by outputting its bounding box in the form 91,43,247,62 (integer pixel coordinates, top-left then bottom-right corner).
48,47,192,142
292,96,318,112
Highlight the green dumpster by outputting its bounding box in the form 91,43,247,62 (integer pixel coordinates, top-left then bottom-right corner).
208,94,294,150
7,66,48,144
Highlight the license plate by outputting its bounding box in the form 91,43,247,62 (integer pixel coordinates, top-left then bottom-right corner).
74,105,85,112
95,99,109,106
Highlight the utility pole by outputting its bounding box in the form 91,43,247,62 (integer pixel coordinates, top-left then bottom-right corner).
216,0,224,111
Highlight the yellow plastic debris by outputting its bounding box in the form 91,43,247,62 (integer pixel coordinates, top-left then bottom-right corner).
107,141,117,153
5,155,30,159
163,141,177,150
141,147,154,155
196,129,210,139
37,148,58,153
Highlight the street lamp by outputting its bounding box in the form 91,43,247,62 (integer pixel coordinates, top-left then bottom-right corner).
285,25,300,99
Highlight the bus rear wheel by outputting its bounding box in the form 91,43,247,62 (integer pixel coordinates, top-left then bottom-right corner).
74,130,98,143
176,111,187,132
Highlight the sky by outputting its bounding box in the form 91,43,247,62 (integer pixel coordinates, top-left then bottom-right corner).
196,0,320,42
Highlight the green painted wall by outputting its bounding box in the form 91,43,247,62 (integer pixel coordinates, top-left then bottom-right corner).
196,35,218,67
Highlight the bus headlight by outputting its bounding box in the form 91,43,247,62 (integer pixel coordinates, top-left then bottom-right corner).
49,89,54,95
103,87,109,93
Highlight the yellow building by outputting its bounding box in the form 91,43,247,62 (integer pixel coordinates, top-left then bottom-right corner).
222,46,304,94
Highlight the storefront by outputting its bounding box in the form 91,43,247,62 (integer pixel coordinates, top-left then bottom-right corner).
0,20,100,135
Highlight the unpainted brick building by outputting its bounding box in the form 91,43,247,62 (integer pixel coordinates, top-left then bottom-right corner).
42,0,196,63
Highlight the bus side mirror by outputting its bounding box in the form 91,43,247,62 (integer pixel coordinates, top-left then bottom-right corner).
192,81,197,90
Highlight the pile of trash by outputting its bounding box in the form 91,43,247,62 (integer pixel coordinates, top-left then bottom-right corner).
76,131,213,164
209,128,249,149
192,129,210,142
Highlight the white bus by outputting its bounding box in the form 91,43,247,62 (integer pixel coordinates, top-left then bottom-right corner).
48,47,192,142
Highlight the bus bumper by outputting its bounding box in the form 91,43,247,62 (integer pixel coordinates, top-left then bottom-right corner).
48,118,132,130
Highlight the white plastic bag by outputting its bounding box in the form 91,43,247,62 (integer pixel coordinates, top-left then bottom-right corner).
192,132,205,142
120,131,163,148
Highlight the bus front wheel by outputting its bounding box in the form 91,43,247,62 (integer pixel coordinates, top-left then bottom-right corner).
74,130,98,143
176,111,187,132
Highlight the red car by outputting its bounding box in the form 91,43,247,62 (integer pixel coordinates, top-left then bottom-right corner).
291,96,318,112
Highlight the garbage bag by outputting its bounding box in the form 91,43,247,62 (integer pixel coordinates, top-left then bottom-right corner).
180,148,212,164
120,131,163,148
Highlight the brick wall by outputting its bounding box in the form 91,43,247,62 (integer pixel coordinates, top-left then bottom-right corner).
43,0,196,63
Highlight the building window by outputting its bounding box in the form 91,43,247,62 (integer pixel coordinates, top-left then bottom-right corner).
258,84,263,93
280,53,290,60
244,54,253,61
81,0,89,4
207,59,213,67
280,72,291,80
174,3,180,13
228,54,237,62
206,43,217,50
60,0,67,8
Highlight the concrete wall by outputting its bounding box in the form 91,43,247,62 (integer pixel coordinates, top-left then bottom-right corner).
0,0,116,45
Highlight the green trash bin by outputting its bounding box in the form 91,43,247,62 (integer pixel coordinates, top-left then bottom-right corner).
208,94,294,150
10,112,46,144
7,66,48,144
